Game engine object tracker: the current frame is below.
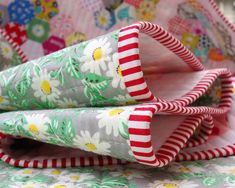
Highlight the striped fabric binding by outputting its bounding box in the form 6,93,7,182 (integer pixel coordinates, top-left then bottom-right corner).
118,21,204,102
0,132,127,168
208,0,235,32
128,103,214,167
0,29,27,64
127,68,233,167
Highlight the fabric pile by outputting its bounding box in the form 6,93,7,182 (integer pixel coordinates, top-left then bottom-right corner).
0,0,234,187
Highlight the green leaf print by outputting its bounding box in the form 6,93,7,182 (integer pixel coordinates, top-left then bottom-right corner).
15,70,32,97
119,122,129,140
66,56,82,79
6,86,17,101
86,173,129,188
82,73,111,105
46,117,75,146
33,64,42,77
50,68,64,85
0,119,16,135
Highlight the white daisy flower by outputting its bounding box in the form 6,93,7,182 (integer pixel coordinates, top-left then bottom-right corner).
0,42,13,59
16,169,38,178
96,108,131,137
168,163,205,173
80,37,112,75
113,94,137,106
32,70,61,102
60,172,95,183
73,131,111,155
110,168,149,180
149,180,199,188
215,165,235,175
95,9,112,29
58,98,78,108
43,169,67,177
18,182,47,188
23,114,50,139
49,182,74,188
106,53,125,90
0,87,10,108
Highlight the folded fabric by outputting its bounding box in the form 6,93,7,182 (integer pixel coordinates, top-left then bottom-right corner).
0,21,233,169
0,101,233,168
0,22,231,112
1,0,234,73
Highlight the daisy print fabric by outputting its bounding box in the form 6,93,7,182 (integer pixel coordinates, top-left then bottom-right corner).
0,106,136,162
0,28,133,110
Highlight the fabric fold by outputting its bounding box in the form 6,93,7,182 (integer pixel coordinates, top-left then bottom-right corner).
0,21,233,169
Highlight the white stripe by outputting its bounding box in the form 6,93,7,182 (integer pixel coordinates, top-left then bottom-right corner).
118,37,139,47
131,91,152,100
131,146,153,153
119,28,139,37
120,60,140,70
119,48,139,59
129,134,151,142
128,82,148,92
123,72,143,82
135,155,156,161
128,121,149,129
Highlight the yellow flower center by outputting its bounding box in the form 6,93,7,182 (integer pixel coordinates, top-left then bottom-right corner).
0,96,5,103
41,80,52,95
70,175,80,180
179,167,191,173
92,47,103,61
23,186,34,188
230,169,235,174
122,171,132,177
29,123,39,135
53,186,65,188
85,143,97,151
215,88,221,97
117,66,122,77
67,104,76,108
163,183,178,188
3,47,10,54
108,109,124,117
22,169,33,175
99,16,108,25
51,170,61,175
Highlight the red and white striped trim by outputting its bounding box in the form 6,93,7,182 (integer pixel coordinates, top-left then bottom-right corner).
0,140,128,168
0,29,27,63
208,0,235,33
128,103,214,167
118,21,204,102
171,68,233,113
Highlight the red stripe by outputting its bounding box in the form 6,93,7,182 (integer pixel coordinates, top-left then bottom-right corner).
14,159,20,167
121,66,142,76
118,43,138,52
125,77,145,87
71,158,75,167
24,161,29,168
129,114,151,122
42,160,47,168
33,160,38,168
107,156,112,165
130,141,152,148
118,33,138,42
119,54,139,64
120,25,139,32
61,158,66,168
89,157,94,166
133,150,154,157
79,157,85,167
129,87,149,96
52,159,57,168
129,128,150,135
98,156,104,166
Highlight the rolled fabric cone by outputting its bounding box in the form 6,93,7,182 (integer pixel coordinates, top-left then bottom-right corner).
0,22,232,113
